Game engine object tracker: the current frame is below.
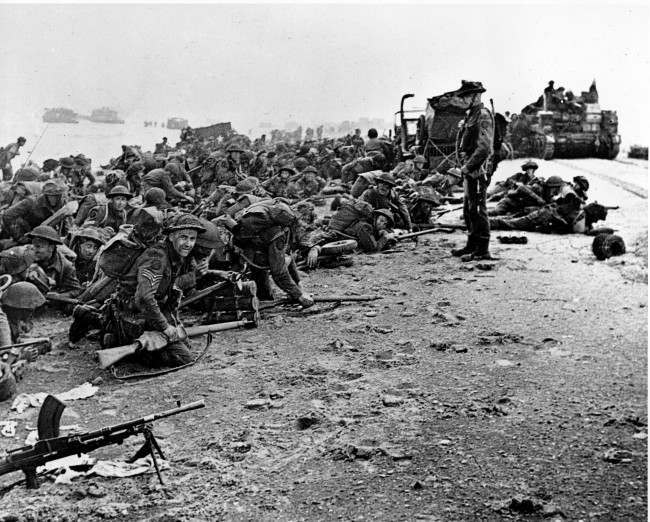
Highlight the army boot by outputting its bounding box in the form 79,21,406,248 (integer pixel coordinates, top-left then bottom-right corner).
451,237,475,258
461,238,493,262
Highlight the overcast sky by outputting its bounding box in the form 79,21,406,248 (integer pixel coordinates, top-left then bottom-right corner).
0,3,648,143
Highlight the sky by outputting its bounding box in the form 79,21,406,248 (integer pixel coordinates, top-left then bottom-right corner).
0,3,648,143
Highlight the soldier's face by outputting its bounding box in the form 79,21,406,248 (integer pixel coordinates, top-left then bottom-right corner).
45,194,62,207
79,240,99,260
32,238,55,262
170,229,198,258
230,152,241,162
377,182,391,196
374,216,389,231
111,196,128,211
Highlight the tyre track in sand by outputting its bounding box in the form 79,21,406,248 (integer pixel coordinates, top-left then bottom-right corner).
552,159,647,199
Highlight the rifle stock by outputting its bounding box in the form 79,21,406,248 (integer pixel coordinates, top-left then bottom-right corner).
98,320,251,369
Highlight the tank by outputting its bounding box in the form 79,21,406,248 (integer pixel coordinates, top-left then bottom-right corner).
166,117,189,129
43,108,79,123
88,107,125,124
509,80,620,160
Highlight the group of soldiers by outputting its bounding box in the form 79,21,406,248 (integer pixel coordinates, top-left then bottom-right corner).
0,80,610,378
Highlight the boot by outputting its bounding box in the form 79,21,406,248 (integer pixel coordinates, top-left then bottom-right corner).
451,237,475,257
461,238,493,262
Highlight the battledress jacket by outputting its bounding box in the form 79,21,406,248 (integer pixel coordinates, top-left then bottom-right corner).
458,103,494,175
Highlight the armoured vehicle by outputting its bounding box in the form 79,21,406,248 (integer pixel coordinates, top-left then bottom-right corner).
509,81,620,160
167,117,189,130
394,88,508,174
42,108,78,123
180,122,234,142
628,145,648,160
88,107,124,124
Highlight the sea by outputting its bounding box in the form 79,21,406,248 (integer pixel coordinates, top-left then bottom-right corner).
1,117,183,171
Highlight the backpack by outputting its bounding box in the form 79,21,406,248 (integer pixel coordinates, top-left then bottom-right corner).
97,229,146,279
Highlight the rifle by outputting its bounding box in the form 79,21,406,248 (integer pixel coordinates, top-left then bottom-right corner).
0,337,51,356
0,395,205,489
45,293,80,306
98,320,252,369
260,295,381,310
395,225,466,242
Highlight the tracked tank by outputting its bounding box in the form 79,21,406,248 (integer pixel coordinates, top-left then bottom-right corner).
509,80,620,160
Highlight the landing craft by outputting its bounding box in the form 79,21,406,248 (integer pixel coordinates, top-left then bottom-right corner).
42,108,79,124
87,107,125,124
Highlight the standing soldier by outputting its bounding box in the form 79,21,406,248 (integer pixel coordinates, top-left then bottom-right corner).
0,137,26,181
101,214,206,367
450,81,495,261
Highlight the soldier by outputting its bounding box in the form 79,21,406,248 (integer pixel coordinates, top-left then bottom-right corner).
359,172,412,231
304,205,395,266
341,154,384,185
488,160,539,200
154,137,171,155
572,176,590,202
69,227,107,285
101,214,206,367
365,128,382,153
227,199,313,306
0,137,26,181
165,161,195,198
0,282,45,344
83,185,132,233
262,167,295,199
69,155,95,195
450,80,495,261
142,168,194,205
26,225,82,298
287,166,326,199
2,181,67,244
408,190,441,226
143,187,173,211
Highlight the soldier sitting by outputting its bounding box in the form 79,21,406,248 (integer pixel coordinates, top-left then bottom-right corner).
69,227,107,285
488,160,540,200
2,182,67,246
261,167,295,199
142,168,194,205
287,166,326,199
0,282,46,345
83,185,132,234
25,225,82,299
358,172,412,231
100,214,206,367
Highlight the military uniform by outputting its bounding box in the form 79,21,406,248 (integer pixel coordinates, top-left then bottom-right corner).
340,157,375,185
359,183,412,231
103,239,193,367
454,81,494,259
83,203,127,232
142,168,189,203
2,192,65,242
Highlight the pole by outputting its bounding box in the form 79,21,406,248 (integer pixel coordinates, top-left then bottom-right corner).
21,124,49,168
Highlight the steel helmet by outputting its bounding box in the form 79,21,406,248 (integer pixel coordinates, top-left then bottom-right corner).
1,282,46,309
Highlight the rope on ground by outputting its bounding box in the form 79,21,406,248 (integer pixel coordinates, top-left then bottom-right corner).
110,332,214,381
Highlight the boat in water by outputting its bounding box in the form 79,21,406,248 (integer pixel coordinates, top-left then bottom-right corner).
88,107,125,124
43,108,79,123
167,117,189,129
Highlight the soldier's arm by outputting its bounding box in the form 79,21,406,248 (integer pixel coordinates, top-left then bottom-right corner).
56,260,83,297
2,198,30,223
85,171,96,185
464,110,494,173
160,173,187,200
134,248,169,331
267,236,302,300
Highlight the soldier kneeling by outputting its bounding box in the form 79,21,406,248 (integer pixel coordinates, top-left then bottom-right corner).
101,214,206,368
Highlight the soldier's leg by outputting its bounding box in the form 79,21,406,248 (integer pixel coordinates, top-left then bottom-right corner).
347,222,377,252
473,177,491,254
452,177,477,256
138,340,193,368
249,267,274,301
268,238,302,300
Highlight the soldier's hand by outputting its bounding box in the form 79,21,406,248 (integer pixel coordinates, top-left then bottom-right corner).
184,195,195,204
196,258,210,277
306,247,320,268
162,324,179,343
